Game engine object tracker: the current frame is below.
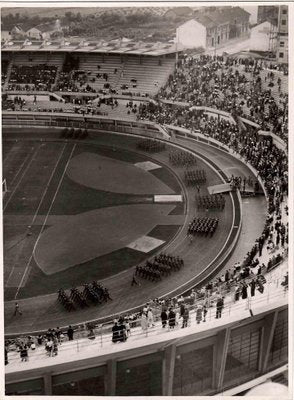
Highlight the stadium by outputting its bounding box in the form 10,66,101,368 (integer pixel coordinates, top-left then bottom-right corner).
2,5,289,397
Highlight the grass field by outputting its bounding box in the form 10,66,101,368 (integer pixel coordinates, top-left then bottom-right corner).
3,136,183,301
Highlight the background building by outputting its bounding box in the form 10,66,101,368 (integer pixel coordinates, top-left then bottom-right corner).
276,5,288,63
176,6,250,49
257,5,279,25
164,6,194,21
249,21,277,53
27,20,63,40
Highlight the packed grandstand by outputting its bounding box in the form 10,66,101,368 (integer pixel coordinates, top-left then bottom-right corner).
2,28,288,396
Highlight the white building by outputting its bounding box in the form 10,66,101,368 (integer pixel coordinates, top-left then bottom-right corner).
27,20,63,40
26,27,43,40
176,8,250,50
1,30,12,40
249,21,277,52
176,19,207,49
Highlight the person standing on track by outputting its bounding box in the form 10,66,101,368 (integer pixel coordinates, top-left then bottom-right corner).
13,302,22,316
188,233,193,244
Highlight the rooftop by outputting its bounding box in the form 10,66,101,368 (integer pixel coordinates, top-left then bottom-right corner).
191,6,251,28
1,39,184,55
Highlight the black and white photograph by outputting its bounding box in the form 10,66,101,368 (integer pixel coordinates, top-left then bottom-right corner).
1,1,291,397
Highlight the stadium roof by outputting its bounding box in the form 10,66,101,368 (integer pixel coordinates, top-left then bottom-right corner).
1,39,184,55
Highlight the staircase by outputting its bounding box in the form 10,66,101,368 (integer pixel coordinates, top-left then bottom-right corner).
50,92,65,103
53,54,65,89
3,60,13,90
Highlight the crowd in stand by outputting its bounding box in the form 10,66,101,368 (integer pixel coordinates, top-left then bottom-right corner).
229,174,254,192
196,194,225,211
8,64,57,91
235,58,288,75
187,217,219,238
1,59,8,86
57,281,112,311
139,106,288,219
154,54,288,140
56,71,98,93
126,100,139,115
3,53,288,141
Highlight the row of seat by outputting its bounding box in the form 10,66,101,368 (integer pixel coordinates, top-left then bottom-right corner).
3,52,176,96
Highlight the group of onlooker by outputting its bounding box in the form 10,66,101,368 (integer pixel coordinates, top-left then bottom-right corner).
154,54,287,141
5,326,71,364
8,64,57,92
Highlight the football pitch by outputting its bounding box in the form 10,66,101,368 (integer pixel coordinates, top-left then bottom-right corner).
3,135,184,301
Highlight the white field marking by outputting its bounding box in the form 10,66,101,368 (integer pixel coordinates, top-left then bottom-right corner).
88,130,190,256
127,236,165,253
30,143,68,226
2,141,22,165
7,151,32,187
14,144,77,298
5,143,68,287
134,161,162,171
3,144,42,212
154,194,183,203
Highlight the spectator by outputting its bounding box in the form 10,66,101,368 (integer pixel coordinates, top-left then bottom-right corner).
168,308,176,329
20,345,28,362
112,320,120,343
46,338,53,356
52,338,58,356
5,345,8,365
141,310,148,331
250,279,256,297
216,297,224,319
196,304,203,324
67,325,74,341
125,319,131,336
147,308,155,327
37,334,43,346
161,309,168,328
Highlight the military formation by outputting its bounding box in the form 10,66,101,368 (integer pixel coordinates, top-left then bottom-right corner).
60,127,89,140
57,281,111,311
135,253,184,282
188,217,219,237
136,138,166,153
184,169,206,186
196,194,225,210
169,150,197,167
